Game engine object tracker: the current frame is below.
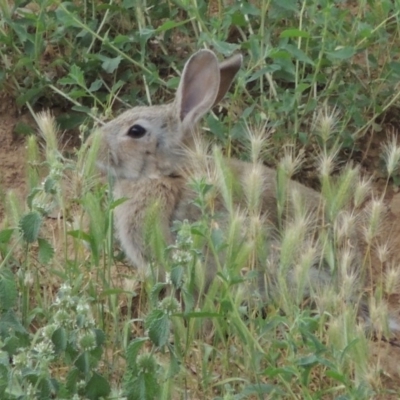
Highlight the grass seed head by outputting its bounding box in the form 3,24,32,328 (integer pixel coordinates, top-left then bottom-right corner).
246,124,270,163
337,245,358,280
381,134,400,178
333,210,358,246
375,241,390,264
278,145,304,178
243,163,265,214
36,111,61,164
363,198,385,244
353,176,372,208
384,262,400,295
317,147,339,179
313,105,340,143
368,297,391,336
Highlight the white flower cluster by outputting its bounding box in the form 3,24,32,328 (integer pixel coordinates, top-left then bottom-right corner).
171,249,194,265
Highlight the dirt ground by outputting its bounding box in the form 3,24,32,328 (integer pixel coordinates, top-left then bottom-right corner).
0,100,31,218
2,104,400,397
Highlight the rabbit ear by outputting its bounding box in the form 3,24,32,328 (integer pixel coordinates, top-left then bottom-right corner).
214,53,242,106
176,50,221,126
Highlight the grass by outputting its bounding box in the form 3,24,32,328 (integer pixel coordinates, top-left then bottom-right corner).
1,0,400,399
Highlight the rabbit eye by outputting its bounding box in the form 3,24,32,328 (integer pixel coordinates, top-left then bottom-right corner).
127,124,147,139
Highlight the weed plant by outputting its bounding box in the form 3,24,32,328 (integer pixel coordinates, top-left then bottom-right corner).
1,0,400,399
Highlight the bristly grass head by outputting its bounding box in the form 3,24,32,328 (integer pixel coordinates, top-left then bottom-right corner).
381,133,400,179
242,163,265,215
362,198,385,244
278,144,305,179
36,111,62,166
245,122,271,164
383,261,400,296
353,176,372,208
312,105,341,145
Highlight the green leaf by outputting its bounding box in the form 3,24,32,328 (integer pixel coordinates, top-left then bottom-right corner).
282,43,314,65
0,269,17,311
67,229,92,243
275,0,299,12
113,34,131,45
52,327,67,352
85,372,110,400
93,329,106,347
100,56,122,74
210,227,226,252
13,121,35,136
0,228,14,243
0,310,28,336
56,112,87,130
280,28,311,39
16,87,43,106
38,238,55,264
68,64,85,86
55,6,83,28
231,10,247,27
88,79,102,92
326,46,355,61
145,309,170,347
125,338,147,366
19,211,42,243
325,369,348,384
296,354,318,367
66,367,80,395
75,352,90,375
240,383,286,397
170,265,184,289
213,40,241,56
156,18,190,32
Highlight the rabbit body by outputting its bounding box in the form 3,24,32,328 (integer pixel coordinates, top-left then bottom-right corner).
96,50,342,294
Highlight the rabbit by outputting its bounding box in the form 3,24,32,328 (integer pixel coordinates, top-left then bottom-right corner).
96,49,397,329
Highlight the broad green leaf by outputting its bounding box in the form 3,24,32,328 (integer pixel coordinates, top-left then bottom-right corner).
326,46,356,61
231,10,247,27
0,269,17,311
145,309,170,347
19,211,42,243
101,56,122,74
213,40,241,56
0,310,28,336
274,0,299,12
0,228,14,243
52,327,68,352
74,352,90,375
38,238,55,264
56,112,87,130
13,121,35,136
85,372,111,400
66,367,80,394
93,329,106,347
55,6,83,28
43,177,57,194
16,87,43,106
282,43,314,65
88,79,102,92
125,338,147,366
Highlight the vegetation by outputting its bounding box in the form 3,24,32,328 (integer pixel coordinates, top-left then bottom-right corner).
1,0,400,398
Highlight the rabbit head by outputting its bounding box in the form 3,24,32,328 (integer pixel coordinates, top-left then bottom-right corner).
97,50,242,180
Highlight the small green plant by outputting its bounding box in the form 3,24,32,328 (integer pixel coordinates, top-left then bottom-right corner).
0,282,110,400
